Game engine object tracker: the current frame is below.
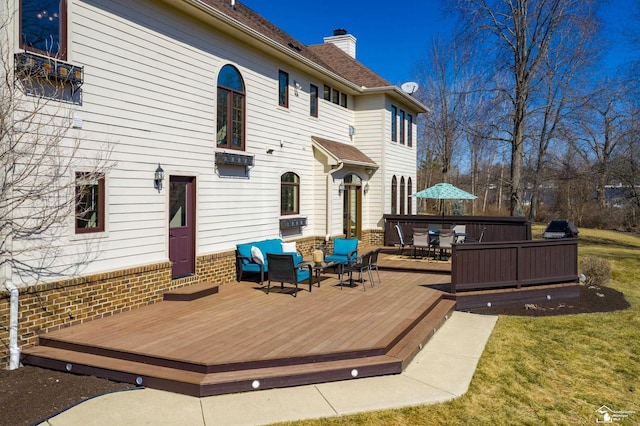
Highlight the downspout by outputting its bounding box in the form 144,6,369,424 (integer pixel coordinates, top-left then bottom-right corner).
327,162,345,238
6,244,20,369
5,220,19,372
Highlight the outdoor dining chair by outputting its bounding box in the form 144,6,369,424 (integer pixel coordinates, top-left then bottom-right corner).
394,224,411,255
369,247,382,284
451,224,466,243
341,251,374,291
412,231,430,258
266,253,311,297
434,229,455,260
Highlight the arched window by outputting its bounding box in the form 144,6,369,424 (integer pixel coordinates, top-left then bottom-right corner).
400,177,406,214
281,172,300,215
217,65,245,150
391,176,398,215
407,177,413,215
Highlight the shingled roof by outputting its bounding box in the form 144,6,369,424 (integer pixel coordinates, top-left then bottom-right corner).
312,137,378,168
306,43,392,88
196,0,387,88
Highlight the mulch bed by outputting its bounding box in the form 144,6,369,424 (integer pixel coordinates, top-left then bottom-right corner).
0,284,630,425
465,284,630,317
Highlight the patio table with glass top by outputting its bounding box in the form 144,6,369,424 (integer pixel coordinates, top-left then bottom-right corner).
298,260,340,288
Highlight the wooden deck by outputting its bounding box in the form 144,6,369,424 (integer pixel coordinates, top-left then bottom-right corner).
22,257,456,397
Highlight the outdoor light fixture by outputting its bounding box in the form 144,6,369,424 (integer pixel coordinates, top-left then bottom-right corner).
154,163,164,192
338,182,345,195
364,182,370,195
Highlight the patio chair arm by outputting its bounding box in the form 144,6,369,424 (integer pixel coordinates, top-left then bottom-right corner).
346,249,359,265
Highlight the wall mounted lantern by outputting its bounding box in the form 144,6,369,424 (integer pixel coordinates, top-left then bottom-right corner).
338,182,345,195
154,163,164,192
364,182,370,195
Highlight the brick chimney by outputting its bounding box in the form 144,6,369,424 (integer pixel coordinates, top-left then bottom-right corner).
323,29,356,58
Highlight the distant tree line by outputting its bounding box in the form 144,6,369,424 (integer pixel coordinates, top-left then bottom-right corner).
413,0,640,231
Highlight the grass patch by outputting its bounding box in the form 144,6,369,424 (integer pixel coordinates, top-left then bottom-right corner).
281,227,640,425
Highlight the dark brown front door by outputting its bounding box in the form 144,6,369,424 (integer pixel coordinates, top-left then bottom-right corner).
169,176,195,278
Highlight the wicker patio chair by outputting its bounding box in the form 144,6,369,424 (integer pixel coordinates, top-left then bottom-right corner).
266,253,311,297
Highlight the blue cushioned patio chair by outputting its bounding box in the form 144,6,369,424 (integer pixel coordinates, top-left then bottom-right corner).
266,253,312,297
325,238,359,278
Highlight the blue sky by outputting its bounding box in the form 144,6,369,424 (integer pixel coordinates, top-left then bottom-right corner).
244,0,637,86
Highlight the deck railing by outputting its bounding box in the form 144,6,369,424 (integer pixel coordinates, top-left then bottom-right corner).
450,238,579,293
383,215,531,246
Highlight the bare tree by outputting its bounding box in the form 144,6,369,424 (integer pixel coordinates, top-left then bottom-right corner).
1,4,112,367
453,0,599,216
570,84,634,211
414,37,481,214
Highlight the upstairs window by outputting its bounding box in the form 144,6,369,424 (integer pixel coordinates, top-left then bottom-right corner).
217,64,245,150
75,172,105,234
323,84,331,101
391,105,398,142
278,70,289,107
332,88,340,105
340,92,347,108
281,172,300,215
310,84,318,117
399,110,406,145
20,0,67,59
407,114,413,147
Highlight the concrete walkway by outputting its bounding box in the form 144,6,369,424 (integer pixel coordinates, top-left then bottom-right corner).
40,312,498,426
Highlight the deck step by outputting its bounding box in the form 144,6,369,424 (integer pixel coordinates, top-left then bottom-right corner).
21,346,401,397
21,296,456,397
387,298,457,369
163,282,219,301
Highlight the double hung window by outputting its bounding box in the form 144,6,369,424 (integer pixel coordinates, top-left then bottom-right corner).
75,172,105,234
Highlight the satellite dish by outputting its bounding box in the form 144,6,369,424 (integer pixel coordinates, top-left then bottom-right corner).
401,81,419,95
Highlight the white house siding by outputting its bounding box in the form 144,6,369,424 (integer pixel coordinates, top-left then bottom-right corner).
353,94,387,229
383,97,418,217
9,0,380,285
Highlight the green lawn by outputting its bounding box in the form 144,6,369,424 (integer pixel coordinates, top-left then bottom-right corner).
286,227,640,425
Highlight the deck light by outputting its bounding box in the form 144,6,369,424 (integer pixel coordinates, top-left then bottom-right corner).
154,163,164,192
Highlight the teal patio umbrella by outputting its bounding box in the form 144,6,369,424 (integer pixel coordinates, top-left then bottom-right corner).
411,183,477,200
411,183,477,221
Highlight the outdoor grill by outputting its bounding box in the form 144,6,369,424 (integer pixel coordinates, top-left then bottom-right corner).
542,220,579,239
